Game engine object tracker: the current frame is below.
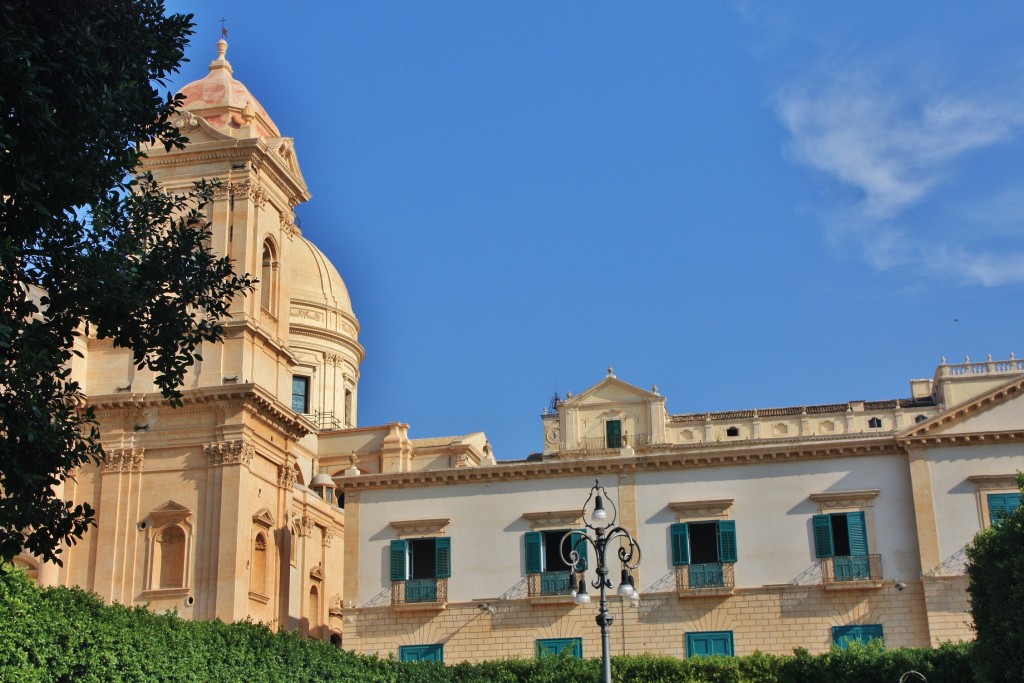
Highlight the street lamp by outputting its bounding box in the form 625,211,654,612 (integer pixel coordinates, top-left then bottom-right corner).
563,479,641,683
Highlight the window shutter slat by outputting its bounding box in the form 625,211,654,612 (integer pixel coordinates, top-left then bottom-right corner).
525,531,542,573
390,539,408,581
717,520,738,563
571,530,588,571
812,515,834,558
435,537,451,579
846,511,868,556
671,523,690,565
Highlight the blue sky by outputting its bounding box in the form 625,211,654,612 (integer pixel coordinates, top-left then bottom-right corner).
165,2,1024,459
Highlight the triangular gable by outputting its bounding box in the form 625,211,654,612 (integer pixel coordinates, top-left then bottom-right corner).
562,374,661,408
266,137,309,189
899,374,1024,443
252,508,276,528
149,500,192,526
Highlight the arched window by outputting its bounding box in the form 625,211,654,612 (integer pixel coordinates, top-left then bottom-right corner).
308,585,320,638
155,525,186,589
868,417,883,429
260,239,278,314
252,532,268,596
915,414,928,424
725,426,739,437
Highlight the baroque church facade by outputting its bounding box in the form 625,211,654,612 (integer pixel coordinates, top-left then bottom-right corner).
21,41,1024,662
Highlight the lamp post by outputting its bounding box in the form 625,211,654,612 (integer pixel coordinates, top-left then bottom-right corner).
563,479,641,683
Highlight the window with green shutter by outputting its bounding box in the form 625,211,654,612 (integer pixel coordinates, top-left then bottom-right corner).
524,529,585,595
686,631,734,657
606,420,622,448
536,637,583,658
399,644,444,662
670,521,738,565
988,492,1021,525
832,624,883,649
391,537,450,603
813,512,872,581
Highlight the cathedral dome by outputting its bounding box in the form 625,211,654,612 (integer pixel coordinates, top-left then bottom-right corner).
178,39,280,138
289,236,355,318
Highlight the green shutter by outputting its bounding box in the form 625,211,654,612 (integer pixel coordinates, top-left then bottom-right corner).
525,531,543,573
390,540,408,581
671,523,690,566
434,537,451,579
989,493,1021,525
846,511,868,556
606,420,622,448
536,637,583,659
812,515,834,558
571,530,588,571
717,520,738,563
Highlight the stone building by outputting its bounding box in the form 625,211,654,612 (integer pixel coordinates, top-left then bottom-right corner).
340,359,1024,661
18,40,493,644
18,40,1024,661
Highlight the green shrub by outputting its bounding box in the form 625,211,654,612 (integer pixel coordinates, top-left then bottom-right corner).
0,564,980,682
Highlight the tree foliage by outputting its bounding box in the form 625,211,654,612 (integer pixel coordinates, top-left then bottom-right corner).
966,474,1024,683
0,1,253,563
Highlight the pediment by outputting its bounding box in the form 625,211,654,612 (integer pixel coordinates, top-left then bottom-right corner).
266,137,309,189
899,375,1024,444
564,376,660,408
252,508,276,528
149,500,191,526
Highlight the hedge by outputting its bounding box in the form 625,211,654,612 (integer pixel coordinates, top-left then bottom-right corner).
0,566,975,682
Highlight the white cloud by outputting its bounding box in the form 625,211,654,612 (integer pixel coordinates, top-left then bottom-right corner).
774,62,1024,286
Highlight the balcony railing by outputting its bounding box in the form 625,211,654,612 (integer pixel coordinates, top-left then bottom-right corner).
566,433,652,452
676,562,735,593
820,554,882,584
391,578,447,606
527,571,574,597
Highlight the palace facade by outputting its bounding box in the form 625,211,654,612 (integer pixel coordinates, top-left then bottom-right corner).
20,40,1024,663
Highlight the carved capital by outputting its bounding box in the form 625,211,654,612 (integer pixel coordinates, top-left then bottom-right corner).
322,528,335,548
278,464,298,489
204,440,255,467
102,448,145,473
299,515,315,538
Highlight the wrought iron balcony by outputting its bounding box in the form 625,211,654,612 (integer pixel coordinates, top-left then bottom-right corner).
527,571,574,597
820,554,882,585
676,562,735,594
566,433,652,452
391,578,447,606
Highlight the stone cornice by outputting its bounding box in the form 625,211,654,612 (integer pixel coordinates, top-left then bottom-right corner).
522,510,584,529
896,430,1024,448
338,437,903,492
389,518,451,537
968,474,1020,491
809,489,879,510
668,499,734,520
88,383,313,442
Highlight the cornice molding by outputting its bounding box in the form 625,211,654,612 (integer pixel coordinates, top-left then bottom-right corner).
809,489,879,510
389,518,451,538
522,510,584,529
338,438,904,492
668,499,734,520
968,474,1020,491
